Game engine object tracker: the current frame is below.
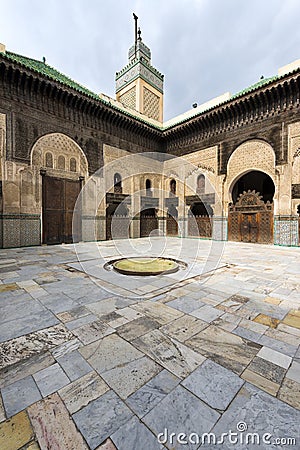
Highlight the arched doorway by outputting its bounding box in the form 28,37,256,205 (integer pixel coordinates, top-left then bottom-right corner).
228,171,275,244
31,133,88,244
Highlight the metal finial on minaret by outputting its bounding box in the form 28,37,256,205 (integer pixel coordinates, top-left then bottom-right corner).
133,13,138,59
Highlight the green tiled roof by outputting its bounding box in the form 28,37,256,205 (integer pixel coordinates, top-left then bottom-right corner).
1,50,163,130
4,51,99,99
231,75,278,99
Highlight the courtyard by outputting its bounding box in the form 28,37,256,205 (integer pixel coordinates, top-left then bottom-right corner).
0,237,299,449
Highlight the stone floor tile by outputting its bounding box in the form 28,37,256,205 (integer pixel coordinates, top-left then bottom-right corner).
0,310,59,344
117,316,160,341
283,313,300,329
73,390,133,450
56,349,92,381
132,301,184,325
277,323,300,337
126,369,180,418
50,338,81,359
191,304,224,322
247,356,286,384
263,296,281,305
117,306,144,321
111,415,162,450
182,359,244,410
253,313,280,328
0,324,73,370
257,346,292,369
65,313,98,331
72,319,115,345
186,325,261,375
95,439,117,450
1,376,42,417
258,334,298,357
159,315,208,342
87,297,135,317
28,393,88,449
79,334,143,374
143,385,220,450
0,351,55,390
101,356,161,399
167,296,205,313
133,330,205,378
207,383,300,446
59,371,109,414
241,369,280,395
278,378,300,410
232,326,262,343
264,328,297,346
56,306,90,323
0,411,34,450
33,363,70,397
286,361,300,383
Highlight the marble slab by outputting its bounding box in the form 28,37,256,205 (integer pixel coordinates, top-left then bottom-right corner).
72,320,115,345
246,356,286,384
79,334,143,374
257,346,292,369
33,363,70,397
59,371,109,414
28,393,89,449
278,378,300,410
143,385,220,450
182,359,244,410
0,395,5,423
241,369,280,396
0,324,73,370
0,411,34,450
159,315,208,342
101,356,161,399
205,383,300,449
65,314,98,331
87,297,136,317
166,296,205,313
72,390,133,450
191,304,224,322
286,361,300,383
56,306,90,323
0,351,55,389
133,330,205,378
132,301,184,325
117,316,160,341
126,369,180,417
111,415,162,450
56,350,92,381
51,338,81,359
1,375,42,417
185,325,261,375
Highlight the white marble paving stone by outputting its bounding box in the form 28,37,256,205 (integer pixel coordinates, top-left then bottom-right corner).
65,313,98,331
117,306,144,321
166,296,205,313
51,338,81,359
132,301,184,325
257,346,292,369
73,390,133,450
1,375,42,417
258,335,298,357
56,350,93,381
182,359,244,410
191,304,224,323
72,319,115,345
133,330,206,379
204,383,300,450
33,363,70,397
143,385,220,450
126,369,180,418
0,393,6,422
286,361,300,383
101,356,161,399
79,334,143,374
111,415,163,450
59,371,109,414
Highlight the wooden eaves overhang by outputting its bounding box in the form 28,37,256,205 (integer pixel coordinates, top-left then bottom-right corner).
163,68,300,152
0,52,164,146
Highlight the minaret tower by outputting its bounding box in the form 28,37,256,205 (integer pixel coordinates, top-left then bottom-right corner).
116,14,164,122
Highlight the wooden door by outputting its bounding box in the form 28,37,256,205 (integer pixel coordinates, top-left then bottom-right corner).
42,176,81,244
240,213,258,243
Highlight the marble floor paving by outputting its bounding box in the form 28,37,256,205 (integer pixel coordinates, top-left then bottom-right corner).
0,238,299,449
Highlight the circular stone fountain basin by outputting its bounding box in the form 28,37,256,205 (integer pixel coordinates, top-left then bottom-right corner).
112,257,180,276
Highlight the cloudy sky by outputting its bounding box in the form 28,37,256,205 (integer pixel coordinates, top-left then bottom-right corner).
1,0,300,120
